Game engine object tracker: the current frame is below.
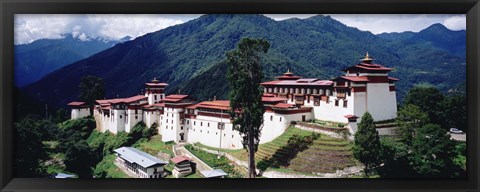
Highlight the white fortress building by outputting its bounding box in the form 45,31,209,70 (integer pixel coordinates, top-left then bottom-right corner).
68,54,398,149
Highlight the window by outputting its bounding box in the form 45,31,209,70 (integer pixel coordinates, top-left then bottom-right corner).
344,100,348,108
232,135,234,138
335,100,339,106
187,120,189,125
201,122,203,126
181,126,183,130
194,121,196,126
171,120,173,124
120,115,122,119
207,131,209,134
208,123,210,127
270,115,273,121
154,95,157,100
135,116,138,119
200,130,202,133
280,117,282,122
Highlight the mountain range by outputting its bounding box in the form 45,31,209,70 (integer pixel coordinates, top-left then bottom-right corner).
14,34,129,87
21,14,466,109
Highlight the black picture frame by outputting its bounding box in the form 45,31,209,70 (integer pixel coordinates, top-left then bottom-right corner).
1,0,479,191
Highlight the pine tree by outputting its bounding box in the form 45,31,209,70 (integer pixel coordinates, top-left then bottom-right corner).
79,76,105,116
226,38,270,178
353,112,382,176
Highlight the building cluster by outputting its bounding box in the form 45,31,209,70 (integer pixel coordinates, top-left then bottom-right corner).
68,53,398,150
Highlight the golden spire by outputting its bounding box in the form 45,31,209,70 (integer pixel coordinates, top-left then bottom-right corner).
361,52,374,63
152,77,159,83
284,67,293,75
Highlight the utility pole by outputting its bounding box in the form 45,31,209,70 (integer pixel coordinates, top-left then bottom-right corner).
45,104,48,120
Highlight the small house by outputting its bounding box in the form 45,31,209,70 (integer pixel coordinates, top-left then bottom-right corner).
170,156,192,178
113,147,168,178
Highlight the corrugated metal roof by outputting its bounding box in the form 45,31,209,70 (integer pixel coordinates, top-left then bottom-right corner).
114,147,168,168
201,169,228,178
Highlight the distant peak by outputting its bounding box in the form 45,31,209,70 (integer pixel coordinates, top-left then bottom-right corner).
423,23,450,32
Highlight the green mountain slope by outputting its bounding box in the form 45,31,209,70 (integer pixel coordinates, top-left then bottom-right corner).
23,14,465,108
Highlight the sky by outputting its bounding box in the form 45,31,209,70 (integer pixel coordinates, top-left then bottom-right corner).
14,14,466,45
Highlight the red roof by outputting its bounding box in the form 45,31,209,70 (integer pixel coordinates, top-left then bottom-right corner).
262,97,288,102
152,103,165,107
192,100,230,110
122,95,147,104
170,156,191,164
263,93,276,97
344,63,393,72
340,76,369,82
145,82,169,87
161,95,190,103
166,95,189,99
272,103,296,109
261,79,333,86
388,77,399,81
67,101,86,106
344,114,359,119
96,99,123,106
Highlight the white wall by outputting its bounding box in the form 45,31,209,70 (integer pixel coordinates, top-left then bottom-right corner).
310,96,353,123
160,107,184,142
185,115,243,150
125,109,143,133
71,108,90,120
261,111,312,143
366,83,397,121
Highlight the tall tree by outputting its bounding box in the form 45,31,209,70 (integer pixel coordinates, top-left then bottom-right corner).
79,76,105,116
395,104,430,145
353,112,382,176
411,124,458,177
226,38,270,178
403,87,445,128
64,140,102,178
14,117,49,177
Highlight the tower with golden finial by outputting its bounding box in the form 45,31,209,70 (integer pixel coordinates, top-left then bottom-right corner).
361,52,374,64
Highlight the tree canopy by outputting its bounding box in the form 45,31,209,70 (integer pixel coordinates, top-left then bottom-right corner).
395,104,430,145
353,112,382,176
79,75,105,116
227,38,270,178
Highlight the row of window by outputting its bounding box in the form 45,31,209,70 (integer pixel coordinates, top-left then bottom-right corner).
266,87,333,96
189,128,235,138
269,115,282,122
334,99,348,108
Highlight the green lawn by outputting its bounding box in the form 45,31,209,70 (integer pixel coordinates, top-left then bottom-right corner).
133,135,174,157
99,154,130,178
184,145,244,178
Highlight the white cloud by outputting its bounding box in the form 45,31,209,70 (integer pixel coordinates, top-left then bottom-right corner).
15,14,466,44
14,14,197,45
442,15,466,30
325,14,465,34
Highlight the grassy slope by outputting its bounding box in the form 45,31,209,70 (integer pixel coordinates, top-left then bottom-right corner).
195,127,359,175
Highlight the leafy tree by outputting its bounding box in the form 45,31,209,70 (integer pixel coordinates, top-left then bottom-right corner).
14,117,49,177
378,138,413,178
226,38,270,178
79,76,105,116
403,87,445,128
53,108,70,123
64,140,102,178
353,112,382,176
410,124,459,177
395,104,429,145
443,94,466,131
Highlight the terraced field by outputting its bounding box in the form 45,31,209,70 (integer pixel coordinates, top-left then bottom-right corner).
288,136,358,174
195,126,359,175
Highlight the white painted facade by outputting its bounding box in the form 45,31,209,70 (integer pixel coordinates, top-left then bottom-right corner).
71,108,90,120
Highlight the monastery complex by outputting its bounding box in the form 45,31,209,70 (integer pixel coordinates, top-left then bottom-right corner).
68,53,398,150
